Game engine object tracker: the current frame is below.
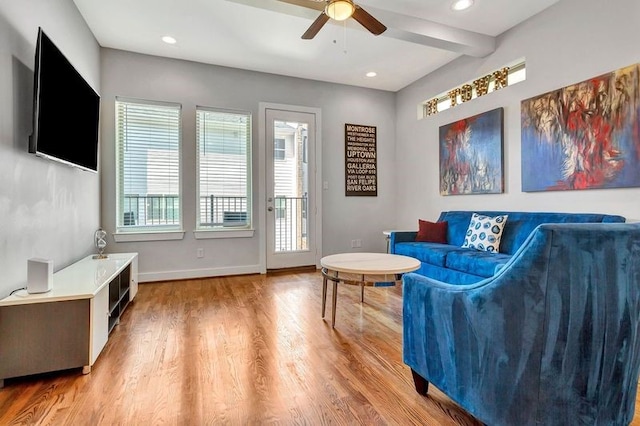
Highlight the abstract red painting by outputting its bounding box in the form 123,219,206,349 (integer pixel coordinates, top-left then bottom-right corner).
439,108,504,195
521,64,640,191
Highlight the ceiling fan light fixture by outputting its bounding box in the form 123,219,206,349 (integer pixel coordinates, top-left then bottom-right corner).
325,0,355,21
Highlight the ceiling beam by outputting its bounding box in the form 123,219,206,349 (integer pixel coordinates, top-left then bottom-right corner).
226,0,321,20
225,0,495,57
365,6,495,57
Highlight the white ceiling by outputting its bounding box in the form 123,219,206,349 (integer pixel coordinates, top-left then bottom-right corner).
72,0,559,92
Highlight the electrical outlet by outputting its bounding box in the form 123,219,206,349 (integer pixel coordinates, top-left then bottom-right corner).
351,239,362,248
197,248,204,258
351,239,357,248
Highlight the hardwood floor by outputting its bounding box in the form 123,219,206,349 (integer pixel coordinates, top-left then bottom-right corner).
0,271,638,425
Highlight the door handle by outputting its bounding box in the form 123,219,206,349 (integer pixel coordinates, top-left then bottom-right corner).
268,207,274,212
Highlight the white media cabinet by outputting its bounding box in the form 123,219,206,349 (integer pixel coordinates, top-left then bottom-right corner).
0,253,138,388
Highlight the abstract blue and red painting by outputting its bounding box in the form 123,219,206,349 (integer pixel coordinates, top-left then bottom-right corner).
439,108,504,195
521,63,640,192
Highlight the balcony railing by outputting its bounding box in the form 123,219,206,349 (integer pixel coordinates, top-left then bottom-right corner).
274,196,308,252
122,195,308,252
122,194,249,228
198,195,248,227
122,194,179,226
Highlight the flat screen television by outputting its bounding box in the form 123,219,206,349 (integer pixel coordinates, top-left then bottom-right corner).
29,28,100,172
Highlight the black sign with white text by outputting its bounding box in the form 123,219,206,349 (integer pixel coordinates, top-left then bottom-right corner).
345,123,377,196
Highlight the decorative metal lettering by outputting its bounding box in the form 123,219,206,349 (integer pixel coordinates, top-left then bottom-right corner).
493,67,509,90
460,84,473,102
425,99,439,116
421,61,523,117
448,88,460,108
474,75,491,96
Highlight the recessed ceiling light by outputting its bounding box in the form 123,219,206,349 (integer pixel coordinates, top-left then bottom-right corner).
366,71,377,78
162,36,177,44
451,0,474,11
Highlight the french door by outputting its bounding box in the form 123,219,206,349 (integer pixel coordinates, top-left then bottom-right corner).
265,108,318,269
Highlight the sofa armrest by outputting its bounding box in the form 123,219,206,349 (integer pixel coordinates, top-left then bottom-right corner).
389,231,417,254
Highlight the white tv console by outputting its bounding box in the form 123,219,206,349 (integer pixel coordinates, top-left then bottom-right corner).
0,253,138,388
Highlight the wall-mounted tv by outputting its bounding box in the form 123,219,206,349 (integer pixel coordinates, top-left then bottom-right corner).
29,28,100,173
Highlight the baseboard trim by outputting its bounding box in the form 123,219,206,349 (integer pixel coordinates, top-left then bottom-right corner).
139,265,263,283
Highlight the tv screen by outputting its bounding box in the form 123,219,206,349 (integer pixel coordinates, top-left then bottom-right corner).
29,28,100,172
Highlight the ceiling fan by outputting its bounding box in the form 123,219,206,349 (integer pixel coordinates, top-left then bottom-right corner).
290,0,387,40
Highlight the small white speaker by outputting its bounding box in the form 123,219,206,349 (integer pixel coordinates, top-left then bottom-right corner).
27,258,53,294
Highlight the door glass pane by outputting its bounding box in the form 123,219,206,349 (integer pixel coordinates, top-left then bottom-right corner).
273,121,309,252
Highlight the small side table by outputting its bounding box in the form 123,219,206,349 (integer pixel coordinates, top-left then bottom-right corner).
320,252,420,327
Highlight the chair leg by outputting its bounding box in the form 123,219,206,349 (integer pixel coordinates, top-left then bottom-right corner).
411,369,429,395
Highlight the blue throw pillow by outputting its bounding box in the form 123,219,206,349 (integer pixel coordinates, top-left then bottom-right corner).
461,213,508,253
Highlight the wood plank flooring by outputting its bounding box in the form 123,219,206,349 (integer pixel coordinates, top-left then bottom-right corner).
0,271,638,425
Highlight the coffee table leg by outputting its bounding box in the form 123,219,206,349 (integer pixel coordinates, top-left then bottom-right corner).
331,280,338,328
321,275,327,318
360,274,365,303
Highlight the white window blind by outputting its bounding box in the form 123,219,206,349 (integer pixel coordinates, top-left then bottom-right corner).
196,108,251,229
116,99,181,231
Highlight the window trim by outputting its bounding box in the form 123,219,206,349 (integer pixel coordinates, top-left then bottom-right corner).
193,229,254,240
115,97,183,235
195,105,253,232
113,230,185,243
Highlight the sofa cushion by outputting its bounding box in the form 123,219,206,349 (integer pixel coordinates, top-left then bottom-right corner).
394,242,461,267
445,249,512,278
461,213,508,252
416,220,448,243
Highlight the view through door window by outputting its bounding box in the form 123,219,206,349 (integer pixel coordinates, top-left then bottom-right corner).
273,121,309,252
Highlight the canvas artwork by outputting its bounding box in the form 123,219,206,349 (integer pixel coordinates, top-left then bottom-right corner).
439,107,504,195
521,63,640,192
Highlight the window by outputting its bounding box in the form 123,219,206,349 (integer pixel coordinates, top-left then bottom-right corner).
116,99,181,232
274,138,285,160
196,107,251,229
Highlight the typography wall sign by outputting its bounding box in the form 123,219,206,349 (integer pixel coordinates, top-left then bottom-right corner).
345,123,377,196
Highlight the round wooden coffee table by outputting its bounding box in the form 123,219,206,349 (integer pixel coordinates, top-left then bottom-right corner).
320,252,420,328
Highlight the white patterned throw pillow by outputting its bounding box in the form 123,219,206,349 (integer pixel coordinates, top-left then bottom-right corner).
462,213,508,253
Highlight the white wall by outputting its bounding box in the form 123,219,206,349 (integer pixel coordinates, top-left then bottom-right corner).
0,0,100,297
100,49,396,281
395,0,640,228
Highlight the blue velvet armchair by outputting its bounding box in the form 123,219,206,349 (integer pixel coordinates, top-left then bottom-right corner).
403,223,640,425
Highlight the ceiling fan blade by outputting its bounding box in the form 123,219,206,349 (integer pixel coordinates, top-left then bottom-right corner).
302,12,330,39
352,6,387,35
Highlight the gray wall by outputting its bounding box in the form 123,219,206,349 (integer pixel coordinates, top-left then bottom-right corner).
5,0,636,289
0,0,100,297
100,49,397,281
395,0,640,228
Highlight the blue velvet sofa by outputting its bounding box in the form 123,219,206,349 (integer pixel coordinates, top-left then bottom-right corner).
403,222,640,425
390,211,625,285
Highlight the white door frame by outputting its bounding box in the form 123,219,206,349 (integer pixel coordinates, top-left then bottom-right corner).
258,102,322,273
